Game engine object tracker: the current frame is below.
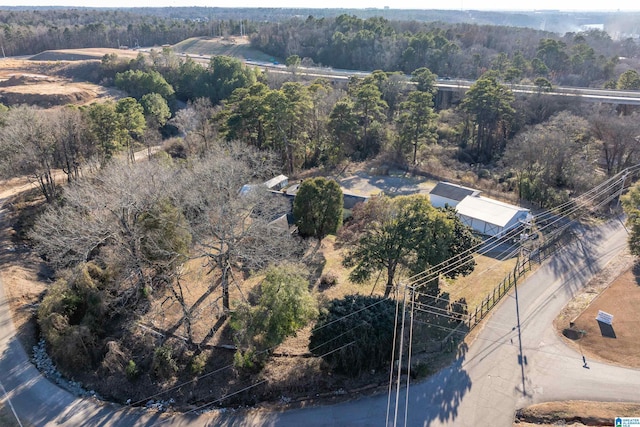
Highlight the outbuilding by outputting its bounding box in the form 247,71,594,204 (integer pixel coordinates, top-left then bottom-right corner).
429,181,531,237
455,195,531,237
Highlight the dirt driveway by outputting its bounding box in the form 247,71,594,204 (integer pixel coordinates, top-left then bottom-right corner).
337,169,436,197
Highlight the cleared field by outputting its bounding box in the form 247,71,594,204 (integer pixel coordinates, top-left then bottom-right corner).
29,47,143,61
0,57,125,107
172,36,277,62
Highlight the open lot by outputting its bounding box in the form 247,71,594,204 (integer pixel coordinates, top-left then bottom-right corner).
556,253,640,368
0,57,124,107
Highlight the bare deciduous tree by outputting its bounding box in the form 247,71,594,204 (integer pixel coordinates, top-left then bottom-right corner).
503,111,600,206
177,143,302,314
170,98,218,156
591,110,640,176
30,159,186,289
0,105,59,202
52,106,95,183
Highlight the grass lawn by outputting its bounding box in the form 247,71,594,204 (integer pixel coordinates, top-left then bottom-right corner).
443,253,519,310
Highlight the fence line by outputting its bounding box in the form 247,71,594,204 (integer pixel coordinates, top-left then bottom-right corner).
465,228,568,331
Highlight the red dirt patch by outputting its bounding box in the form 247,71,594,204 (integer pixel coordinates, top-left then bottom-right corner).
561,264,640,368
0,57,126,107
515,400,640,426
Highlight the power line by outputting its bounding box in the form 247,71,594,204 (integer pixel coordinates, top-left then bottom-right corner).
135,163,639,417
131,296,392,407
406,169,631,289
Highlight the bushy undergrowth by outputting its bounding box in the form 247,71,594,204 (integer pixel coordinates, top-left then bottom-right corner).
37,262,109,372
309,295,397,376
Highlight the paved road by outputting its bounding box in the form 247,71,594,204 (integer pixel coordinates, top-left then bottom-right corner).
0,213,638,426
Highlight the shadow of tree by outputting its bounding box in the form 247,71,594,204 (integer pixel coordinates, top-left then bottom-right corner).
541,222,608,294
394,341,472,425
633,260,640,286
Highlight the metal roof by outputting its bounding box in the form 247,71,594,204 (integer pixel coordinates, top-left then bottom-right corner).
429,182,480,202
456,196,529,228
264,174,288,189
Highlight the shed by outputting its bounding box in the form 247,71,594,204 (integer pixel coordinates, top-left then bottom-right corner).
264,174,288,190
455,196,531,237
282,183,368,209
429,182,481,208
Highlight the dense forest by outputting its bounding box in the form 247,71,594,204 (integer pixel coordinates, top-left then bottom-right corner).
251,15,639,87
0,9,224,55
1,7,638,89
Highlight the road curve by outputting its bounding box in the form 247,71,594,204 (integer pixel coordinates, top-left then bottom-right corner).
1,209,638,426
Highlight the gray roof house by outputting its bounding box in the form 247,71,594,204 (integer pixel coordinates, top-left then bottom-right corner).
429,182,481,208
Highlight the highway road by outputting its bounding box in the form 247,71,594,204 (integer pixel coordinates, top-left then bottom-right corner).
1,207,638,425
143,48,640,106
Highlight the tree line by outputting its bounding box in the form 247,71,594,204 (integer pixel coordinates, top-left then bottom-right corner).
4,47,640,211
251,15,638,88
0,8,245,56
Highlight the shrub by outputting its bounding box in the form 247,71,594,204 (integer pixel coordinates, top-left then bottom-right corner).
319,273,338,290
233,349,257,372
126,360,139,380
190,353,207,376
231,263,318,369
37,262,109,371
152,345,178,379
309,295,397,376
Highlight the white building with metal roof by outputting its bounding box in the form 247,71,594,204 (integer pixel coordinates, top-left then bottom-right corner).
455,195,531,237
429,182,531,237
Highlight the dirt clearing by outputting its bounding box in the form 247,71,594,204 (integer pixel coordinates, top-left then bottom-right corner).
0,52,129,107
515,401,640,426
555,251,640,368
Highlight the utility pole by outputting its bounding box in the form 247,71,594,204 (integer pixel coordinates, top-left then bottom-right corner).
386,287,401,427
393,285,407,427
515,235,526,397
404,287,415,426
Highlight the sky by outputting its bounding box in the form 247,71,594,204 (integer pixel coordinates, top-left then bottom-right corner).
0,0,638,11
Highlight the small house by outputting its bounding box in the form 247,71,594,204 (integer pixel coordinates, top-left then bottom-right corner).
264,175,288,191
429,182,481,208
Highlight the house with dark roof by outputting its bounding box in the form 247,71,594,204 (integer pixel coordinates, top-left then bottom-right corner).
428,182,481,208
